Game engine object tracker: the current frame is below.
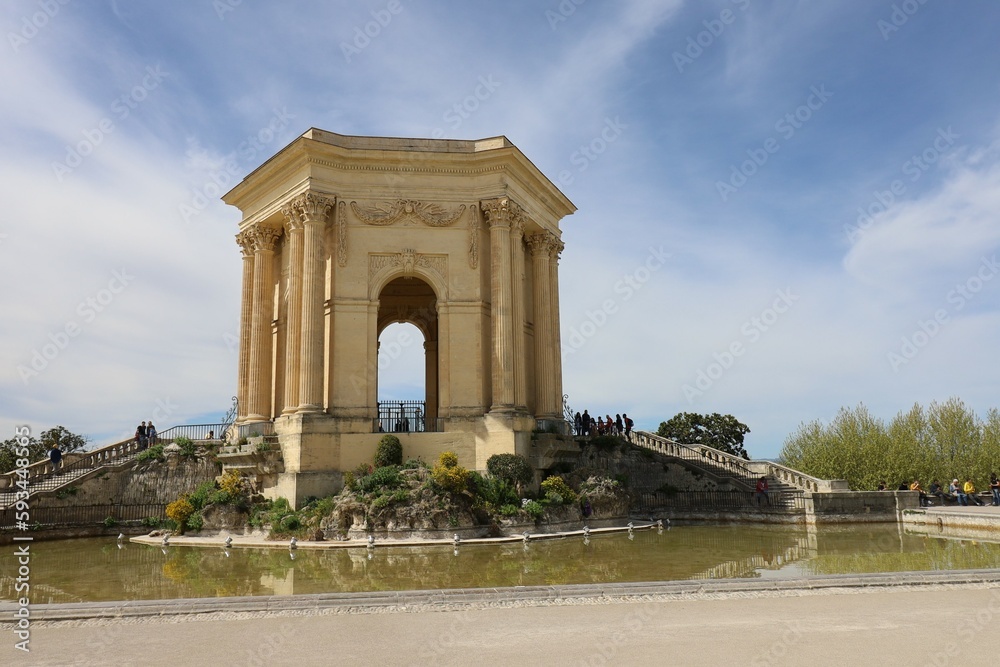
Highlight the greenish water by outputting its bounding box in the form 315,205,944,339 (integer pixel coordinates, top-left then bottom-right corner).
3,524,1000,604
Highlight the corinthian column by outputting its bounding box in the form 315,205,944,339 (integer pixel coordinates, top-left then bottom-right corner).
297,193,335,414
235,231,255,422
246,225,282,422
481,197,515,411
510,217,527,412
528,233,555,418
549,237,566,419
280,203,305,415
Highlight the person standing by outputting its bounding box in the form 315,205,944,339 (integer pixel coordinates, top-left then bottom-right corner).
615,414,623,437
574,412,582,436
49,443,62,471
623,413,633,438
754,477,770,506
135,421,148,450
581,410,591,437
990,473,1000,507
147,422,157,446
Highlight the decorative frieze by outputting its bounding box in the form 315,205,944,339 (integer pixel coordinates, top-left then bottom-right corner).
369,251,448,293
351,199,466,227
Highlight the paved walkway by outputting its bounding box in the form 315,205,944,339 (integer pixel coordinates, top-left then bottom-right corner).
4,576,1000,666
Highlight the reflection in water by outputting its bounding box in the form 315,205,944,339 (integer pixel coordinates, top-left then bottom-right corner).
3,524,1000,603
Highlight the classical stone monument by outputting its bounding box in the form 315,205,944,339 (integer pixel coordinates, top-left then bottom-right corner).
223,129,575,505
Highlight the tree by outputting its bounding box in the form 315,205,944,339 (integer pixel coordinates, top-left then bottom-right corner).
657,412,751,459
0,425,88,473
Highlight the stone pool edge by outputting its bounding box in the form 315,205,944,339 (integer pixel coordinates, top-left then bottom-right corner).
4,569,999,623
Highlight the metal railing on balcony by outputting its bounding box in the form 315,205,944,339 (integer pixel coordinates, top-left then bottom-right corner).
375,401,440,433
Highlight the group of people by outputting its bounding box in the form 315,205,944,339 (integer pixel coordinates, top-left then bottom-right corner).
878,474,1000,507
573,410,633,438
134,421,157,450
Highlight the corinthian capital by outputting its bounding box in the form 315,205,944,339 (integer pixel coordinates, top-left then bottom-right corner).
284,192,336,225
236,231,255,257
480,196,523,229
526,232,554,256
249,225,282,252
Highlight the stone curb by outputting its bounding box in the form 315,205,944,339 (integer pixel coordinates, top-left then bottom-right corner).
3,569,998,622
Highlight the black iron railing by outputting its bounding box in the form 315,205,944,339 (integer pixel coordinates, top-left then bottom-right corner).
0,503,167,529
375,401,438,433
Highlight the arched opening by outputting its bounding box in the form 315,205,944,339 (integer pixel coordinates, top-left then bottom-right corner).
376,276,438,432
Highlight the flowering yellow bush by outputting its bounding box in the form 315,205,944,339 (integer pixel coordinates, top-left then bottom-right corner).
218,470,246,498
432,451,468,494
166,498,194,530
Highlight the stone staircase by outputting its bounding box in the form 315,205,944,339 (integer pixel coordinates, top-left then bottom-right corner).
0,437,143,509
627,430,842,495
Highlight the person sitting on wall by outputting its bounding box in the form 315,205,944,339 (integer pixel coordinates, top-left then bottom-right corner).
909,479,929,508
877,480,889,491
928,480,946,505
754,477,770,506
205,430,214,440
951,479,967,506
963,478,984,506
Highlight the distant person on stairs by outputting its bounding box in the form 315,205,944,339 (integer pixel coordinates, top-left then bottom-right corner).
147,422,157,446
754,477,769,506
49,444,62,471
135,421,148,450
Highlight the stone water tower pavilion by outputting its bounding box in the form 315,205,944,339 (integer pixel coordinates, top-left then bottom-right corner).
223,129,575,505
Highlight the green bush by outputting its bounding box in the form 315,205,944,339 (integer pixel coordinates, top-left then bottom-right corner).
499,504,521,517
475,475,519,508
103,516,117,528
522,500,544,520
136,444,165,463
186,513,204,532
486,453,533,488
540,475,577,504
356,466,403,494
141,516,161,528
432,451,469,494
187,480,217,511
374,434,403,467
175,437,197,457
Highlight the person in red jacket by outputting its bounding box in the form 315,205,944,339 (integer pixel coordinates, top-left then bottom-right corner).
754,477,770,506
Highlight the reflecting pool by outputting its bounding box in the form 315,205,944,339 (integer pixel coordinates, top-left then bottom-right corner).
3,524,999,603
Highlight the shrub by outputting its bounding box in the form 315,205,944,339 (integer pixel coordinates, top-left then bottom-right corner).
103,516,117,528
475,475,519,508
186,513,204,532
374,434,403,467
522,500,544,520
356,466,403,494
187,480,217,511
141,516,161,528
136,444,165,463
175,437,197,457
499,503,521,517
343,471,357,492
432,451,469,494
166,498,195,530
486,453,533,489
402,458,426,470
540,476,577,504
278,514,301,532
218,470,247,498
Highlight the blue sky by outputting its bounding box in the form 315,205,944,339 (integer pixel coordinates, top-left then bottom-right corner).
2,0,999,459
